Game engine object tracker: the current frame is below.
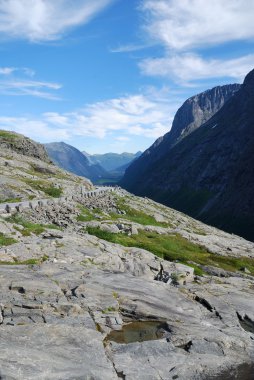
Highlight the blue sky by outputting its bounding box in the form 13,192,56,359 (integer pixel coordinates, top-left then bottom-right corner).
0,0,253,153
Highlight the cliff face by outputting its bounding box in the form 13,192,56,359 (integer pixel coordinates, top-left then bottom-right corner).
121,84,240,190
121,72,254,241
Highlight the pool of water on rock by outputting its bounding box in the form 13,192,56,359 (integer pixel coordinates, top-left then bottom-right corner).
105,321,171,344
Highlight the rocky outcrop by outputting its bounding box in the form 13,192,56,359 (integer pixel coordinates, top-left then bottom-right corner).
121,71,254,241
0,132,93,202
0,130,50,162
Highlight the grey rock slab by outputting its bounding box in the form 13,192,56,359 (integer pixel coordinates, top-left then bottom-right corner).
0,325,117,380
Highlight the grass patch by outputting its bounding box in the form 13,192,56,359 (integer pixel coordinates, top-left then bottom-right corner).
7,215,59,236
0,256,48,266
77,206,105,222
22,179,62,198
0,232,17,246
77,206,96,222
110,197,169,227
102,306,117,314
0,197,21,204
0,131,18,140
86,227,254,276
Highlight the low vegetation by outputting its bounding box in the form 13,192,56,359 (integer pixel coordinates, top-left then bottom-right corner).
77,206,101,222
86,227,254,276
0,255,48,266
0,197,21,204
0,232,17,246
0,131,18,140
110,197,169,227
22,178,63,197
6,215,59,236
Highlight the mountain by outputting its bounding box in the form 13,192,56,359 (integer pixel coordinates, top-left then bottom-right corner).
85,151,142,172
121,83,241,191
1,129,254,379
121,73,254,241
44,142,109,182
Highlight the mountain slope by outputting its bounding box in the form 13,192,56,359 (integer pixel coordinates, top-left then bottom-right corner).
0,131,92,202
121,72,254,241
86,151,142,172
121,84,240,190
45,142,109,182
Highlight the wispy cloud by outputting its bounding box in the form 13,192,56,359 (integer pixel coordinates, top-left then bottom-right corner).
110,43,152,53
0,67,16,75
0,89,178,143
0,66,62,99
140,0,254,50
0,78,62,99
140,53,254,84
0,0,114,42
138,0,254,84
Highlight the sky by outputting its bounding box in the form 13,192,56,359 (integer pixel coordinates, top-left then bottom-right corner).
0,0,253,154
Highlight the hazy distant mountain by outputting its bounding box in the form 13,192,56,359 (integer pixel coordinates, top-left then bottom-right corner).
120,74,254,241
83,151,142,172
44,142,109,182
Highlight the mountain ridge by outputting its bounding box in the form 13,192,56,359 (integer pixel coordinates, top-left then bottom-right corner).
44,142,109,182
121,73,254,241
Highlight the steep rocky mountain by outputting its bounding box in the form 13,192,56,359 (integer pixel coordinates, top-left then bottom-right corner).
0,130,254,379
121,83,240,191
85,151,142,172
45,142,109,182
121,70,254,241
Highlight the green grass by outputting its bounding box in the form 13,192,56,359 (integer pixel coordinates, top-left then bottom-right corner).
77,206,98,222
110,197,169,227
0,232,17,246
22,179,62,198
86,227,254,276
7,215,60,236
0,255,48,266
0,131,18,140
0,197,21,204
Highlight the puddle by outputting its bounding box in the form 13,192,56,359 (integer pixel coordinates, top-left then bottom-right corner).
105,321,171,344
206,363,254,380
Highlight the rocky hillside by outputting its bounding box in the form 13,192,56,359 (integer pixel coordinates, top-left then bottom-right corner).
0,131,92,203
121,84,240,191
45,142,109,183
0,184,254,379
121,74,254,241
0,130,51,162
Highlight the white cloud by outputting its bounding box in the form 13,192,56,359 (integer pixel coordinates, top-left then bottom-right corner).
0,0,114,42
0,78,62,99
138,1,254,84
140,53,254,83
115,136,130,142
0,116,70,141
0,90,177,143
141,0,254,50
0,67,16,75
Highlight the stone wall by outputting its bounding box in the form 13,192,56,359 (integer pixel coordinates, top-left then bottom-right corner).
0,186,115,216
